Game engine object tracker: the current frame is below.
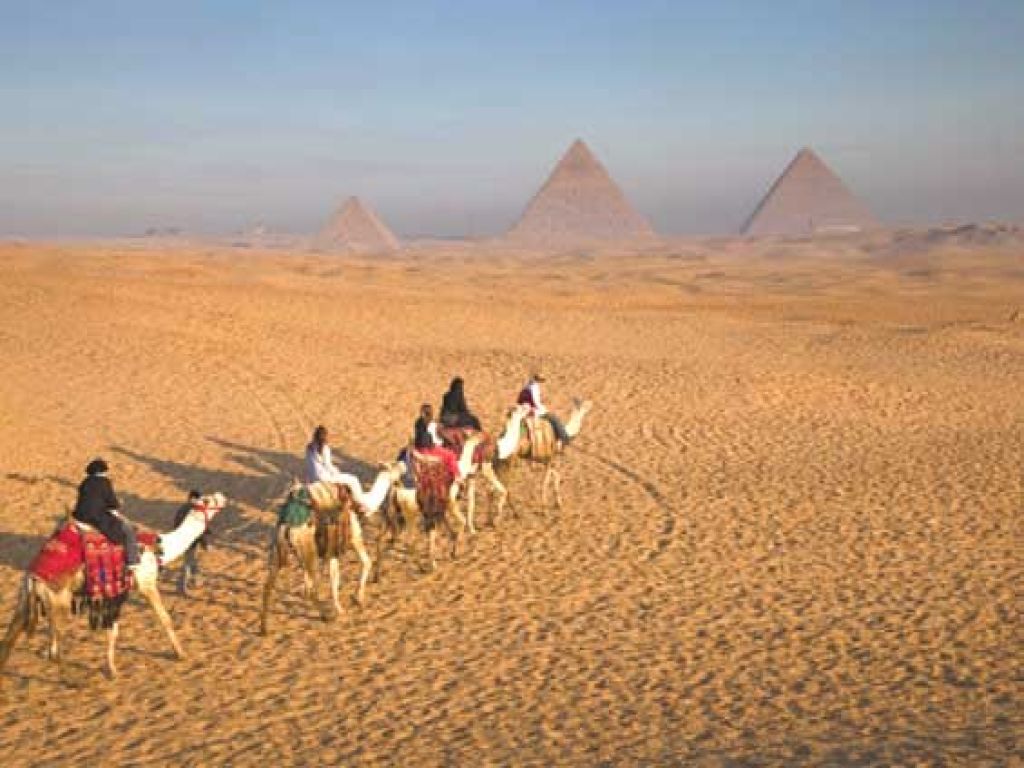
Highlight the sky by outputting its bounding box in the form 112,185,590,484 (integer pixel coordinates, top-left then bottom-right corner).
1,0,1022,238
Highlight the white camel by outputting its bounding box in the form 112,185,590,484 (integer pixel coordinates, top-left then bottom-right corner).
461,404,530,534
0,493,227,681
258,462,402,635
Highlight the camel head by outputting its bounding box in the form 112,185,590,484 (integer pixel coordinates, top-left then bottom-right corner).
380,460,407,485
571,398,593,417
194,492,227,521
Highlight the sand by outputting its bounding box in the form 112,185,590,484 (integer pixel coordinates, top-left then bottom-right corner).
0,234,1020,765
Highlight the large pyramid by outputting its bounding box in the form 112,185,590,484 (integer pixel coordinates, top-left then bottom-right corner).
507,139,656,244
315,197,400,252
742,148,878,236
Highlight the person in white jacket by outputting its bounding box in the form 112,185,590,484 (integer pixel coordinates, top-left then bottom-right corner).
305,425,350,485
517,373,571,444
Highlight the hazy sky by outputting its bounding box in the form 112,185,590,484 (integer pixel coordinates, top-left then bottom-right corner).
2,0,1022,237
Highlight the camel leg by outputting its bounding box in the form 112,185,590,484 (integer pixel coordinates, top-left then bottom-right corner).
350,522,371,606
0,583,29,674
540,463,554,513
105,621,120,679
47,588,73,675
302,547,329,621
49,613,69,681
426,529,438,572
139,584,185,660
551,464,564,510
328,557,342,618
481,463,508,526
259,555,280,636
373,521,395,584
465,478,478,535
446,501,464,559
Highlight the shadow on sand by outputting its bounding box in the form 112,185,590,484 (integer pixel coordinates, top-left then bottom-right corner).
0,438,384,573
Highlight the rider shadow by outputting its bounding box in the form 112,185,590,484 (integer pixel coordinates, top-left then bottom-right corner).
206,436,380,483
109,445,274,553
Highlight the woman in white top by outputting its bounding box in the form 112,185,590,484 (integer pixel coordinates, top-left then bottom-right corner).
305,425,349,485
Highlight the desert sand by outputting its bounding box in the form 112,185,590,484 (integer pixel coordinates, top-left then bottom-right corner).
0,231,1020,765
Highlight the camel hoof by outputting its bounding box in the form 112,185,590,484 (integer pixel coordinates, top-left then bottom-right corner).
104,664,119,680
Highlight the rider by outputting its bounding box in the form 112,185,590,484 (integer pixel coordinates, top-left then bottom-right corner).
413,403,462,481
439,376,482,431
173,489,208,595
72,458,140,568
304,425,349,485
518,372,571,446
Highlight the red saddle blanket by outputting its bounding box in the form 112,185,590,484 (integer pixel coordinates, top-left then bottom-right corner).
412,452,455,501
436,427,495,464
30,524,158,599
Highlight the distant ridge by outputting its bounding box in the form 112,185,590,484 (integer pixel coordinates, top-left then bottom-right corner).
742,148,878,236
315,197,400,253
507,139,656,245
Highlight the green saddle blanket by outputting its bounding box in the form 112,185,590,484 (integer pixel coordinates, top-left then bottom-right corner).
278,487,313,526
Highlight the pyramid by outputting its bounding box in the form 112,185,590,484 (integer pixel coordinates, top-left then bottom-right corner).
507,139,656,244
742,148,878,236
315,197,400,252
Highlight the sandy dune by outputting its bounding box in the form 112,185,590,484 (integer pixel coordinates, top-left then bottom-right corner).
0,235,1020,765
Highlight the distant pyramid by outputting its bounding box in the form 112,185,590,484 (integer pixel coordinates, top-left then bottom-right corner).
742,148,878,236
507,139,656,244
315,197,400,252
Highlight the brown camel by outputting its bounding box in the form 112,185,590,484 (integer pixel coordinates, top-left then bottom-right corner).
0,492,227,681
502,399,593,510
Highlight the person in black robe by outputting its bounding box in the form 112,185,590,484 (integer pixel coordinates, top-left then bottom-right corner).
72,458,139,566
439,377,482,430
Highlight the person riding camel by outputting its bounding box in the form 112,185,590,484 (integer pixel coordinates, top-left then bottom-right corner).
439,376,482,431
304,425,349,485
518,372,571,446
72,458,140,568
173,489,208,595
412,403,462,482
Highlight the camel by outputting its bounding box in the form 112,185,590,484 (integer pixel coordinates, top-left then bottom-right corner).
460,404,530,534
501,399,593,511
374,436,481,578
258,462,401,636
0,492,227,681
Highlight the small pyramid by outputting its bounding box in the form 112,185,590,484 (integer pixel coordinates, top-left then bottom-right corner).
742,148,878,236
315,197,400,253
507,139,656,245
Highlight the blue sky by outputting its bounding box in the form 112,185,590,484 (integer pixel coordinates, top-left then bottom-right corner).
1,0,1022,237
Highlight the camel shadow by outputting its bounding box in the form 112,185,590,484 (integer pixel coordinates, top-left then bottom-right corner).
0,531,49,572
109,438,382,554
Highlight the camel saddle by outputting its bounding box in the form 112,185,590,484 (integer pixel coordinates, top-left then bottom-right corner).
521,414,557,460
436,426,495,464
279,483,354,558
410,449,453,531
30,522,158,605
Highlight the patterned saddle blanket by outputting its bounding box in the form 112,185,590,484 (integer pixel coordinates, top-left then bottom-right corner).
411,450,454,529
30,523,158,600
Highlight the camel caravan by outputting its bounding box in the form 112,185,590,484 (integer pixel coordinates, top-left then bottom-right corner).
0,374,592,680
